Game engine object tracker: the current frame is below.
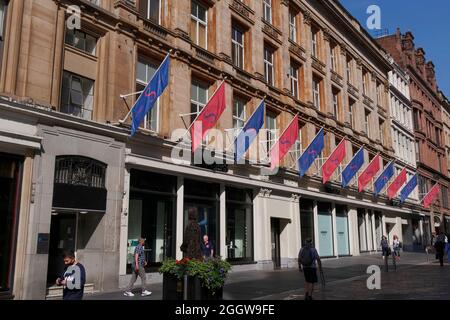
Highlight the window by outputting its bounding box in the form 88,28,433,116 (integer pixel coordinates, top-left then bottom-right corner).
294,126,303,163
139,0,161,24
332,88,340,120
232,25,244,69
346,55,353,84
136,56,160,132
418,175,428,197
435,128,440,145
379,119,385,144
376,81,383,106
191,0,208,49
362,69,369,96
290,62,299,99
364,109,371,137
442,186,449,209
190,79,209,123
348,98,355,129
233,97,246,132
415,141,420,162
64,29,97,55
289,9,297,42
0,0,7,41
60,71,94,120
413,109,420,130
311,26,319,58
312,76,321,109
330,42,338,72
263,0,272,24
264,45,274,86
266,111,277,152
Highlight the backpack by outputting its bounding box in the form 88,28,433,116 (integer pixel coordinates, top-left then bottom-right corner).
299,246,314,267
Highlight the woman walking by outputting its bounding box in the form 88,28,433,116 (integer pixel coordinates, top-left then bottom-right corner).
380,236,390,272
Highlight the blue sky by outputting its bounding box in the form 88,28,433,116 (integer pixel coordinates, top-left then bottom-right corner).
339,0,450,96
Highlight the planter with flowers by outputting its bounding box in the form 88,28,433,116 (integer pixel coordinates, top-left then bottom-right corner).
159,257,231,300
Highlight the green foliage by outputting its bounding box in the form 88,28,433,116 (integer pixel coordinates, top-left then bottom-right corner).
159,257,232,294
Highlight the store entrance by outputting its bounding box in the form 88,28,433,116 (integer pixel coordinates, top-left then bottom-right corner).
271,218,281,269
47,213,77,285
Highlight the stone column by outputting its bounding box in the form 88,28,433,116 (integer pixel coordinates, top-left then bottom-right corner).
332,202,338,256
219,184,226,258
348,207,359,256
313,200,319,250
176,176,184,260
119,168,131,275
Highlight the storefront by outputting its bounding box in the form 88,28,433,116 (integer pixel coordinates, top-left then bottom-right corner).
47,156,108,285
300,199,314,246
0,154,23,299
184,179,220,254
225,187,254,262
127,170,177,272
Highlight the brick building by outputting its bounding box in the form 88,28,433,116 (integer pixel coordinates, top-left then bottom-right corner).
377,29,450,239
0,0,428,299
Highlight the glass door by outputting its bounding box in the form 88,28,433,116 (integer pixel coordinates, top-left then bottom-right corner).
47,213,77,285
336,205,349,256
318,202,333,257
270,218,281,269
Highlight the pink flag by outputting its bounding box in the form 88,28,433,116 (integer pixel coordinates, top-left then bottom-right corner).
191,82,227,153
270,115,299,170
423,183,440,209
322,139,346,184
358,154,381,192
387,168,407,200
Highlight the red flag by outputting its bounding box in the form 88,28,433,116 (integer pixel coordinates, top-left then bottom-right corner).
358,154,381,192
269,115,299,170
423,183,440,209
191,82,226,153
387,168,407,199
322,139,346,184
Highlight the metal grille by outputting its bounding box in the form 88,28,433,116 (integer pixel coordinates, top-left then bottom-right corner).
54,156,106,188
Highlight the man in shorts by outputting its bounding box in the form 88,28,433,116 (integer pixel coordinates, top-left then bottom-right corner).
298,238,322,300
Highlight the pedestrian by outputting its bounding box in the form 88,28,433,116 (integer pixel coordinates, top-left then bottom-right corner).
124,237,152,297
434,232,445,267
298,238,322,300
56,250,86,300
392,235,400,260
201,234,214,260
446,239,450,263
380,236,390,271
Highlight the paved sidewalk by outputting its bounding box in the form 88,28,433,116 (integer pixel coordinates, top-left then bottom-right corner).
84,252,450,300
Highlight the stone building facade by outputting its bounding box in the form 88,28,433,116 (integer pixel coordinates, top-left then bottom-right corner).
0,0,432,299
377,29,450,239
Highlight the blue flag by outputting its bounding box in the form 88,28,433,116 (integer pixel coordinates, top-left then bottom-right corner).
298,128,324,178
374,161,395,196
400,174,417,203
342,147,365,187
131,54,170,136
235,101,265,162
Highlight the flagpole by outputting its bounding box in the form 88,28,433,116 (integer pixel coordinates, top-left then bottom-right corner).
386,166,406,199
373,159,394,193
357,153,380,183
341,145,363,174
227,97,266,153
268,112,299,156
185,78,227,133
119,50,172,124
295,127,324,163
318,136,345,173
